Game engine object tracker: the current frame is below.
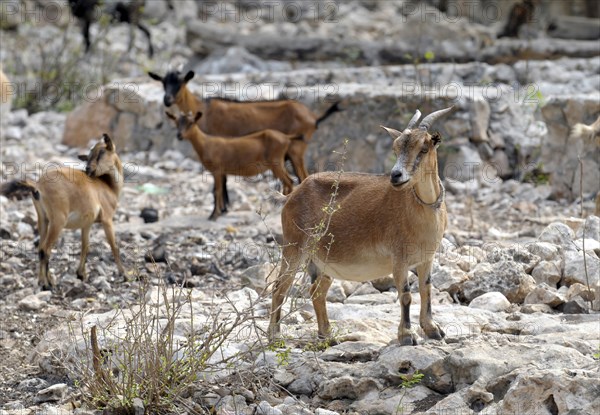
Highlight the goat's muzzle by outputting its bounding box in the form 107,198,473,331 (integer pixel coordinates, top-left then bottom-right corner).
390,170,409,187
177,132,184,141
85,166,93,176
164,96,173,107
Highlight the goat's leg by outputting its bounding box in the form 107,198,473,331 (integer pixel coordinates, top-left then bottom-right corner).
33,202,48,248
272,158,295,195
102,219,125,276
212,177,228,213
222,176,229,212
310,272,333,340
76,225,91,281
268,246,303,341
38,217,66,290
209,174,224,220
82,19,92,53
393,262,416,345
136,23,154,58
286,140,308,182
416,261,445,340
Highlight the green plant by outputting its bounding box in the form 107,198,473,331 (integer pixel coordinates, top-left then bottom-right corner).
267,339,292,367
521,162,550,185
302,324,344,352
395,370,425,414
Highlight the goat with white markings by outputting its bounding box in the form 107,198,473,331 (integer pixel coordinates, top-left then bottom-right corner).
1,134,125,290
269,107,453,346
166,111,300,221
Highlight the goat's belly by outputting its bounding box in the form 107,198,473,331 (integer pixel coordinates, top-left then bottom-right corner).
312,257,392,282
65,207,99,229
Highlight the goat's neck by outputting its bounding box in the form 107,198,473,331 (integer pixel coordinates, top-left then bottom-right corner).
176,85,204,115
186,127,208,160
99,159,124,197
412,156,443,207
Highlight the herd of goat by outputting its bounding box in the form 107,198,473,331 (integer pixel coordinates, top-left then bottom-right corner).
1,0,600,345
1,59,458,344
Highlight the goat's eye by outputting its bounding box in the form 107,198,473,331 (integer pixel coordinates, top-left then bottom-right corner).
420,147,429,154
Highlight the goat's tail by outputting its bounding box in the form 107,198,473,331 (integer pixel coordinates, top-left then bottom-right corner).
315,101,342,128
1,179,39,200
267,189,288,208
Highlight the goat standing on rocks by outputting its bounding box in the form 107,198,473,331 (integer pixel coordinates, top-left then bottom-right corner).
1,134,125,290
166,111,300,221
269,107,453,346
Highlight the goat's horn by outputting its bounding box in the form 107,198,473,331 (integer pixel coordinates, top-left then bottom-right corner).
406,109,421,130
419,106,454,130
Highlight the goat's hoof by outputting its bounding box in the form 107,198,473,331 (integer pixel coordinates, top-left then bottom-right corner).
76,270,86,281
41,284,53,292
397,334,418,346
423,323,446,340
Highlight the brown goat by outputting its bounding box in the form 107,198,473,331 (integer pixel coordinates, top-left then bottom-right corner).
269,107,453,346
149,70,340,183
1,134,125,289
166,111,300,221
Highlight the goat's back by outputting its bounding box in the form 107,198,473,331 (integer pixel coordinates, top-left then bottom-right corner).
35,168,118,226
203,99,316,137
281,172,446,275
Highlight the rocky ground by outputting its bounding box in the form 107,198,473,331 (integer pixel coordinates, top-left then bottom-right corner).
1,1,600,414
1,106,599,414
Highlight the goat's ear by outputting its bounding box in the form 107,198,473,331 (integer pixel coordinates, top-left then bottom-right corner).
194,112,203,123
78,154,89,161
103,133,114,151
184,71,195,83
380,125,402,139
165,111,176,121
148,72,162,82
431,132,442,148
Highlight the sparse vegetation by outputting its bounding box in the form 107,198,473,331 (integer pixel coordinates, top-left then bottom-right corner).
395,370,424,414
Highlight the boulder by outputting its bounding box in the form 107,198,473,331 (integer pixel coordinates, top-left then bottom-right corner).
62,98,119,148
431,265,468,297
469,292,511,312
538,222,576,251
531,260,562,287
523,283,565,308
462,261,536,303
500,369,600,415
563,249,600,286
